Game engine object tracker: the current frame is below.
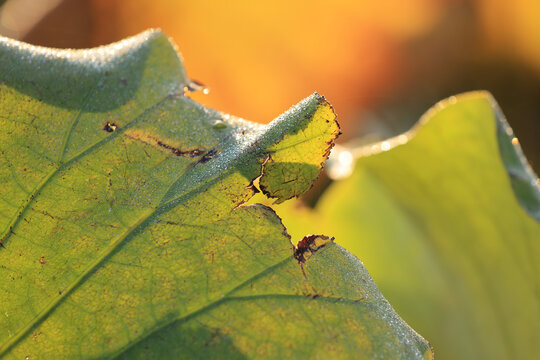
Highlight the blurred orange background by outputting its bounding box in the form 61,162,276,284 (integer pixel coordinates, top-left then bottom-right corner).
1,0,539,168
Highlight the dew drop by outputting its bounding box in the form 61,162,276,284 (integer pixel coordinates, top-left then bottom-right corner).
213,120,227,129
184,79,209,94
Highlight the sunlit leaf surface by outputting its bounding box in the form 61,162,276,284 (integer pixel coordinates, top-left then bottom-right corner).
0,30,432,359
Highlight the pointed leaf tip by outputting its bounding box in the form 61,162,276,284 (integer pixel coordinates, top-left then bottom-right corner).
259,94,340,203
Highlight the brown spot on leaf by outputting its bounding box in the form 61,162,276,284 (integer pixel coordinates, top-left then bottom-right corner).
197,149,218,164
294,234,334,263
156,140,203,158
103,122,117,132
125,129,206,158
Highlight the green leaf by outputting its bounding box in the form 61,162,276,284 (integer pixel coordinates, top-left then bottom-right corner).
274,92,540,360
0,31,431,359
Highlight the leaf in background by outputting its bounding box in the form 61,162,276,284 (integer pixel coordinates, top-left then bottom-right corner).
273,92,540,360
0,31,432,359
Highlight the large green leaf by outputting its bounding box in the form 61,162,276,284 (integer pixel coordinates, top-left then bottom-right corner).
0,31,432,359
272,92,540,360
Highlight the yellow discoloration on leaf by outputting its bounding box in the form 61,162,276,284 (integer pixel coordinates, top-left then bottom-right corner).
124,128,163,147
294,234,334,263
424,347,435,360
259,97,340,203
124,128,205,157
